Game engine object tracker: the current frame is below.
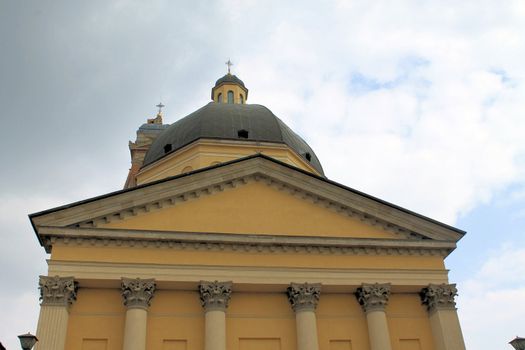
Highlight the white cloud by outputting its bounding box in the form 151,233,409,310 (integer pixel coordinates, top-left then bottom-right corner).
236,0,525,224
458,245,525,349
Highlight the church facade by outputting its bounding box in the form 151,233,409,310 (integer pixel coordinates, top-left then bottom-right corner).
30,70,466,350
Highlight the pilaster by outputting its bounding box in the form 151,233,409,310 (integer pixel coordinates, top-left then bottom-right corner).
35,276,78,350
421,284,466,350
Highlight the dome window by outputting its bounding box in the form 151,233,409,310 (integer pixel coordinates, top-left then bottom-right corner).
164,144,172,153
237,129,249,139
240,94,244,104
227,90,234,104
303,152,312,162
217,93,222,103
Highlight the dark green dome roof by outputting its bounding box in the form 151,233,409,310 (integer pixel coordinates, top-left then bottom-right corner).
215,73,245,88
142,102,324,175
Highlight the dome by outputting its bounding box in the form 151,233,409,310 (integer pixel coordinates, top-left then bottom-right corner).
215,73,246,88
142,102,324,175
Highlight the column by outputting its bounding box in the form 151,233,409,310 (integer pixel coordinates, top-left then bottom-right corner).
287,282,321,350
35,275,78,350
199,281,232,350
121,278,156,350
355,283,393,350
420,284,466,350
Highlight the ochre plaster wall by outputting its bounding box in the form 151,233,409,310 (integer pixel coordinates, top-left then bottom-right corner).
101,181,401,240
136,141,320,185
317,294,370,350
387,294,435,350
226,292,296,350
147,291,204,350
63,289,434,350
65,288,125,350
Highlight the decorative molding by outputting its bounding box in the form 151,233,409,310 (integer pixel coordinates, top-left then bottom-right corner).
72,174,426,241
121,277,156,310
39,275,78,307
355,283,391,312
48,260,450,291
38,226,455,257
420,283,457,312
199,280,232,311
287,282,321,312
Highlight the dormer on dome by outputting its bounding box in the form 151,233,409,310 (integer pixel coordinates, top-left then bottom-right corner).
211,60,248,104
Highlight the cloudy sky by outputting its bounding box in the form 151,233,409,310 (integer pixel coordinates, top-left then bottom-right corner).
1,1,524,349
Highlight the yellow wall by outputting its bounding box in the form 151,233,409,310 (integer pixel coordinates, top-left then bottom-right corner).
227,292,296,350
147,291,204,350
387,294,435,350
65,288,125,350
136,140,320,185
102,181,401,240
317,294,369,350
64,289,434,350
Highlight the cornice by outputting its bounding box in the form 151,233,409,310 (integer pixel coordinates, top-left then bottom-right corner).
31,156,464,246
38,227,454,256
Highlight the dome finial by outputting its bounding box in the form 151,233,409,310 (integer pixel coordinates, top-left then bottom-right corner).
225,59,233,74
147,102,164,124
156,102,165,115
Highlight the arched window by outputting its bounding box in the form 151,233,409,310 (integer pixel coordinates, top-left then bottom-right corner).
217,93,222,103
227,90,234,104
240,94,244,104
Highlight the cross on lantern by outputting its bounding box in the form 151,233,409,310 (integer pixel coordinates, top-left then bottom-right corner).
225,59,233,74
156,102,165,114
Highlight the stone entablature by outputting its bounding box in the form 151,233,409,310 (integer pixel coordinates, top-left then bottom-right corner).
287,282,321,312
40,227,453,258
39,275,78,307
420,283,458,312
121,277,156,310
199,281,232,311
355,283,391,312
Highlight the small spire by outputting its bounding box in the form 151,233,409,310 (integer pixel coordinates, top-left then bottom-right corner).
225,59,233,74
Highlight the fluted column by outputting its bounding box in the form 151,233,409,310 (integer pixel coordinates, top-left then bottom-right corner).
199,281,232,350
420,284,466,350
35,275,78,350
356,283,392,350
121,278,156,350
287,283,321,350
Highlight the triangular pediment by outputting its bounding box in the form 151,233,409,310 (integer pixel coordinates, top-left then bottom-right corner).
98,180,401,240
30,155,464,248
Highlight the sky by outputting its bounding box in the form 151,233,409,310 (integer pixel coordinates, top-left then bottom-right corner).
0,0,524,349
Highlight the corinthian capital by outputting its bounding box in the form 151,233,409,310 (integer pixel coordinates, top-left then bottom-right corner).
121,278,156,310
420,283,457,312
39,275,78,307
355,283,391,312
287,282,321,312
199,281,232,311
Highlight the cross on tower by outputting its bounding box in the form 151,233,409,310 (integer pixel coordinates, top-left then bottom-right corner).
156,102,165,114
225,59,233,74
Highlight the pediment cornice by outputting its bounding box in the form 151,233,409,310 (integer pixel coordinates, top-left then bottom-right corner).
38,226,455,257
30,155,464,246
